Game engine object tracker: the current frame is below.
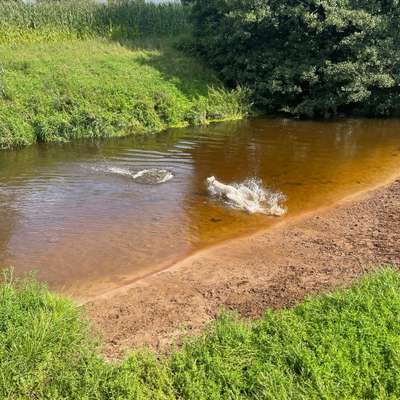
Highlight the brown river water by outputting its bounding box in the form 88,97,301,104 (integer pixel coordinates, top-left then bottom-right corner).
0,118,399,300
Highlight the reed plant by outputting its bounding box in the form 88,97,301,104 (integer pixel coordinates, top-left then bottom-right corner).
0,0,189,43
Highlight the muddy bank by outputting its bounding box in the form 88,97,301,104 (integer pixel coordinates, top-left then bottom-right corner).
86,178,400,358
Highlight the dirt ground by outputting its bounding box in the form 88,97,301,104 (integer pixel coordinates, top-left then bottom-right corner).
86,178,400,358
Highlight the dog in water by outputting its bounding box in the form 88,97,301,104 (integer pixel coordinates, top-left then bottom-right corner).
207,176,255,200
206,176,286,216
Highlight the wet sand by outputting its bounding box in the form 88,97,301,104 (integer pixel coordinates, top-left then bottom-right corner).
86,177,400,358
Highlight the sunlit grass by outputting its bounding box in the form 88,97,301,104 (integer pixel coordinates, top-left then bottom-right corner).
1,267,400,399
0,38,249,149
0,0,251,149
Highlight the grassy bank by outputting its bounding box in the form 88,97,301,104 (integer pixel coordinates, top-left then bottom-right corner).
0,38,248,149
0,1,250,150
1,267,400,399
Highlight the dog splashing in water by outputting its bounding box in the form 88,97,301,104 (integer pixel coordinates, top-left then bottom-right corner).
207,176,286,216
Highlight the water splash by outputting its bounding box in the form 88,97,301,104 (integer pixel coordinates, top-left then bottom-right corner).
102,166,133,177
131,169,174,185
92,165,174,184
207,176,287,216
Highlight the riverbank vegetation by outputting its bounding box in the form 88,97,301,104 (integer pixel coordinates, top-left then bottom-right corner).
0,0,250,149
185,0,400,118
2,267,400,399
2,0,398,149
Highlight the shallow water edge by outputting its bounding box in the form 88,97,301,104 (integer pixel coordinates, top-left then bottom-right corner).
1,117,400,298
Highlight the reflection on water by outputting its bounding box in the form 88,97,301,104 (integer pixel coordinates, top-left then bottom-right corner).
0,118,399,299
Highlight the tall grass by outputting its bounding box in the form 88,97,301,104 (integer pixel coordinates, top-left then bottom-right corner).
0,0,189,43
1,267,400,399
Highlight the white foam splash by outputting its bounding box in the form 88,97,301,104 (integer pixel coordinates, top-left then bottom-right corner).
92,165,174,184
132,169,174,184
207,176,287,216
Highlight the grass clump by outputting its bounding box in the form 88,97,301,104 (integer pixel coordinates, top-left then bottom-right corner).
1,267,400,399
0,270,103,399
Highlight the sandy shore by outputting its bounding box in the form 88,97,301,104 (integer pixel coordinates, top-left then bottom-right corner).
87,178,400,358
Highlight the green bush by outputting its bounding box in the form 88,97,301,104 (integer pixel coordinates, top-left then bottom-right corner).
1,267,400,399
206,86,251,121
185,0,400,117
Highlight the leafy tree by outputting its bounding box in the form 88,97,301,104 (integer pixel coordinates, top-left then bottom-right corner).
185,0,400,117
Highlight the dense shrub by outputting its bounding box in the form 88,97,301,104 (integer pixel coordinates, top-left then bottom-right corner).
185,0,400,117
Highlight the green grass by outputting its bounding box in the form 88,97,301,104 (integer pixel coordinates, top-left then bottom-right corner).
0,37,250,149
1,267,400,399
0,0,250,150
